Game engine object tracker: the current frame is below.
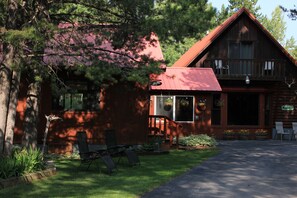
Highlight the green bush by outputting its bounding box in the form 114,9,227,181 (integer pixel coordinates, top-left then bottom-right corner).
0,156,18,179
179,134,217,147
0,147,45,179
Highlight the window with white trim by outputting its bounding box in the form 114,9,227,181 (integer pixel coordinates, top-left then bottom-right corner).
155,95,194,122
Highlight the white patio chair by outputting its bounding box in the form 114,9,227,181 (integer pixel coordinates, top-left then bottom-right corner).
292,122,297,140
275,122,290,141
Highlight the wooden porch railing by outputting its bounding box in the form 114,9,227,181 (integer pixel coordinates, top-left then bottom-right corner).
203,59,286,80
148,115,182,146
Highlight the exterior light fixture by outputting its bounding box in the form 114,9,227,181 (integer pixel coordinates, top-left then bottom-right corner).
245,75,250,85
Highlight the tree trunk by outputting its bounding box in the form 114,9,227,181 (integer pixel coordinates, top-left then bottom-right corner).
0,44,14,154
22,80,41,149
4,71,21,155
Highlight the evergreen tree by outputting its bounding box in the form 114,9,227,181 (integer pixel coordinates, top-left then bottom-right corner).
281,5,297,20
152,0,216,66
0,0,163,153
227,0,262,18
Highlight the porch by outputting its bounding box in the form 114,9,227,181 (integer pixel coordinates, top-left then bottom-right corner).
148,115,182,147
203,59,286,80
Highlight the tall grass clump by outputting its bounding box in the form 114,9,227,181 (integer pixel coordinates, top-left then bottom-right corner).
0,147,45,179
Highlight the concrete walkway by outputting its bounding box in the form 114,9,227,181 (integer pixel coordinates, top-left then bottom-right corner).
141,140,297,198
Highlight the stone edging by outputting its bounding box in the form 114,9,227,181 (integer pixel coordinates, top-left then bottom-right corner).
0,167,56,190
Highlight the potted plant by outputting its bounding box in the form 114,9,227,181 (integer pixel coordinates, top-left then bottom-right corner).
163,97,173,111
255,129,269,140
197,99,206,111
238,129,250,140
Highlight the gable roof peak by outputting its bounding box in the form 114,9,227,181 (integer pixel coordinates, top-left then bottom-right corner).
172,7,297,67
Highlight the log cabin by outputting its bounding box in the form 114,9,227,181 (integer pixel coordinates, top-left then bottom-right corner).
12,8,297,153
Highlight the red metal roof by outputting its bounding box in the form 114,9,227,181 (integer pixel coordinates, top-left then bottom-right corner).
150,67,221,91
172,7,297,67
44,26,164,67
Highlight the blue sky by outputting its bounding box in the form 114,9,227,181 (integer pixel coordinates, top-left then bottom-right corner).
209,0,297,41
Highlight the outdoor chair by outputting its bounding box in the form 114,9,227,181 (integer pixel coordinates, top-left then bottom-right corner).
104,129,140,166
274,122,291,141
76,131,117,175
292,122,297,140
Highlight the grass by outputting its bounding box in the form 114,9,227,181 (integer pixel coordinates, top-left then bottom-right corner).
0,149,218,198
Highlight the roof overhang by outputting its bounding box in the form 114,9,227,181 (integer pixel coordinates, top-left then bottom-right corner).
150,67,222,92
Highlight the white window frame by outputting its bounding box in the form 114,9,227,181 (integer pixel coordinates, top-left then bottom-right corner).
154,95,195,123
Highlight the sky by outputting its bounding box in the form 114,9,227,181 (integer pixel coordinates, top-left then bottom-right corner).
209,0,297,41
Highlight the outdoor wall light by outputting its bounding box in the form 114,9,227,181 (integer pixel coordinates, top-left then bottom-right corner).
245,75,250,85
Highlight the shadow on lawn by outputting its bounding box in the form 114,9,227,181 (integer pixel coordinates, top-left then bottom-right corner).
0,149,218,198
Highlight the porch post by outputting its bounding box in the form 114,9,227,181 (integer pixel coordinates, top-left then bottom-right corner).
221,93,228,128
259,93,265,128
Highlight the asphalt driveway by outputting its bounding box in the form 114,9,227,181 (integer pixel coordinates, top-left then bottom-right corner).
141,140,297,198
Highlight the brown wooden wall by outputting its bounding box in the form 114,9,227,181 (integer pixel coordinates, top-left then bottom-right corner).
272,82,297,128
14,81,150,154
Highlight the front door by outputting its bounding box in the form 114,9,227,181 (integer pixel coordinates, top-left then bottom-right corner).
227,93,259,125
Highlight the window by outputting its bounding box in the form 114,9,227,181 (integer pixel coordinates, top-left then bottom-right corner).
155,95,194,122
228,41,254,75
155,96,173,120
52,82,100,111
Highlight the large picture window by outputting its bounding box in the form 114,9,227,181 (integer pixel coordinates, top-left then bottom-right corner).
155,95,194,122
52,82,100,111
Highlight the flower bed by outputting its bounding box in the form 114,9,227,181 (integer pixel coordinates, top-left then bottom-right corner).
223,130,238,140
255,129,269,140
238,129,251,140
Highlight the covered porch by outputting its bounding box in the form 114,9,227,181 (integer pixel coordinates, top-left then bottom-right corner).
149,67,222,144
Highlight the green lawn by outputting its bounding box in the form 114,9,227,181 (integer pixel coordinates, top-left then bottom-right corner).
0,149,218,198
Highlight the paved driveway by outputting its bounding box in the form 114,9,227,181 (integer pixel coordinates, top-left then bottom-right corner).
141,140,297,198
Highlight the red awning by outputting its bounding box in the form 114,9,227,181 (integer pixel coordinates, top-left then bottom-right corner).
150,67,221,91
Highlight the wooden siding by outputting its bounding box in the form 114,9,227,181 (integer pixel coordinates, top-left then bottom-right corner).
272,82,297,128
15,81,150,154
192,14,294,74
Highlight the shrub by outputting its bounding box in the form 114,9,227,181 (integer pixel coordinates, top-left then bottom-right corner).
0,147,46,179
179,134,217,147
0,156,18,179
